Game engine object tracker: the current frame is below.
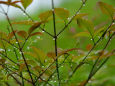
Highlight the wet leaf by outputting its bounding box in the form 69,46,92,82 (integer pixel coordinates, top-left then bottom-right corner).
74,13,88,19
39,10,52,21
17,30,27,38
30,32,43,37
73,31,90,38
28,22,42,34
0,58,6,63
21,0,33,9
86,44,92,51
98,1,115,17
0,1,21,8
47,48,81,59
77,18,94,34
31,46,46,63
8,30,17,40
12,20,35,25
55,8,69,20
19,63,26,72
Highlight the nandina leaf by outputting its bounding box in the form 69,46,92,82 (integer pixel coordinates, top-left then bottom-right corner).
94,27,105,37
8,30,17,40
58,48,81,56
0,1,21,8
77,18,94,36
54,8,69,20
19,63,26,72
47,48,81,59
10,39,22,44
31,46,46,63
78,80,87,86
17,30,27,38
24,52,38,58
109,23,115,32
12,20,35,25
73,31,90,38
28,22,42,34
39,10,52,21
86,44,92,51
21,0,33,9
0,58,6,63
74,13,88,19
0,31,7,39
33,66,42,72
47,52,56,59
98,1,115,17
30,32,43,37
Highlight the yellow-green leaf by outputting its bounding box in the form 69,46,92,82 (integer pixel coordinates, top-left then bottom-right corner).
55,8,69,20
39,10,52,21
77,18,94,35
21,0,33,9
74,13,88,19
73,31,90,38
98,1,115,17
31,46,46,63
12,20,35,25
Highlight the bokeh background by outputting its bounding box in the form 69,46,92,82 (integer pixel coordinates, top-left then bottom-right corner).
0,0,115,86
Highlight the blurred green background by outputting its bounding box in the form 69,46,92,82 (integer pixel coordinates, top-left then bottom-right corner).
0,0,115,86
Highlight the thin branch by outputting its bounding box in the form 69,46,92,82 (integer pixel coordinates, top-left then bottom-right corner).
84,32,115,86
20,8,54,38
51,0,60,85
0,6,35,86
67,20,114,80
57,1,87,37
44,54,70,86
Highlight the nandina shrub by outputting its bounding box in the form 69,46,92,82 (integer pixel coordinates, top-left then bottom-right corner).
0,0,115,86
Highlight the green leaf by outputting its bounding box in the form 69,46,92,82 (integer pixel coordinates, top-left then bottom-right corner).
98,1,115,17
55,8,69,20
21,0,33,9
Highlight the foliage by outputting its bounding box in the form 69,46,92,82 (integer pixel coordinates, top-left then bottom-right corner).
0,0,115,86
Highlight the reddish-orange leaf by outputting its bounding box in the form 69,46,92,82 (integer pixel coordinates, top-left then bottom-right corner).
0,58,6,63
78,80,87,86
86,44,92,51
0,1,21,8
8,30,17,40
47,48,81,59
19,63,26,72
30,32,43,37
17,30,27,38
47,52,56,59
28,22,42,34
